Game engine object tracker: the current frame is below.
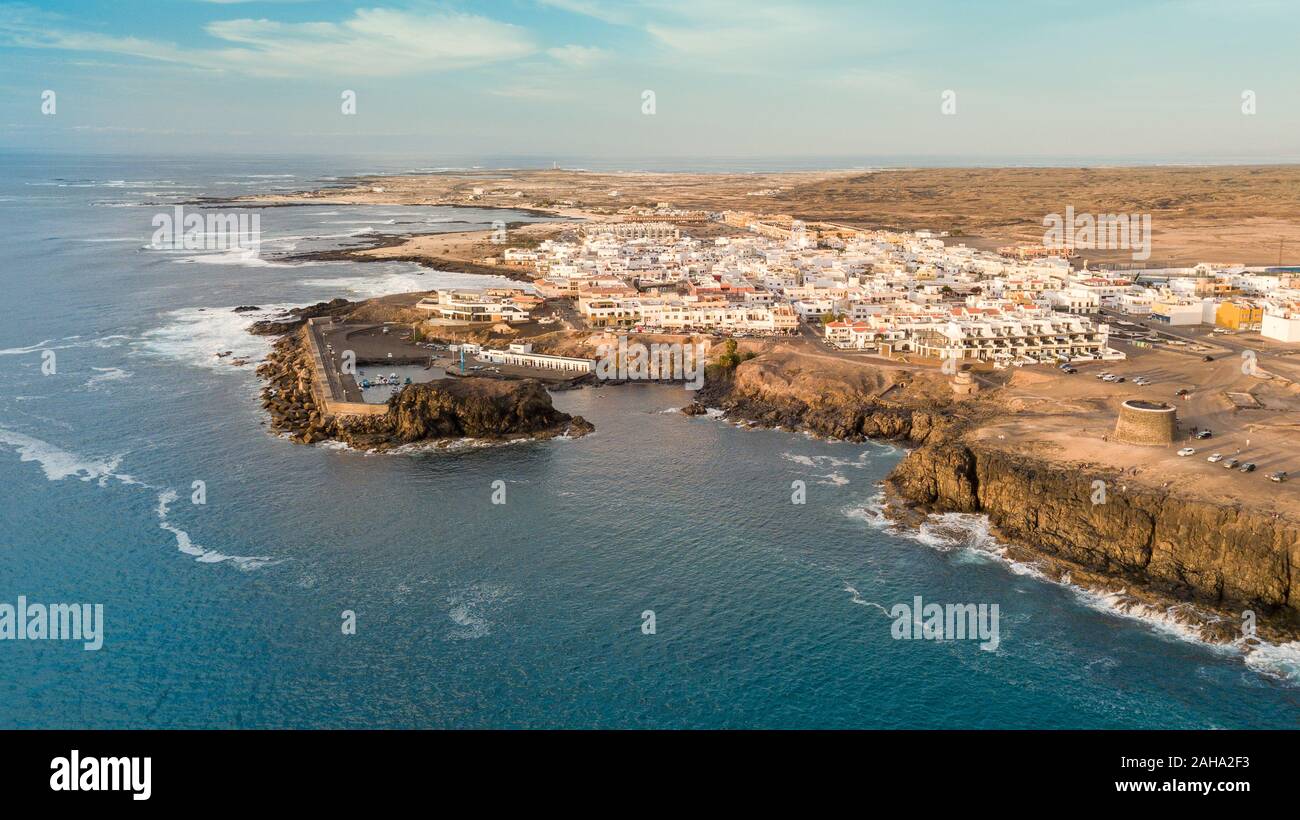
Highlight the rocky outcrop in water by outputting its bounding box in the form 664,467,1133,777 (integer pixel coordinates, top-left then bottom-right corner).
248,298,354,335
256,333,591,449
331,378,593,450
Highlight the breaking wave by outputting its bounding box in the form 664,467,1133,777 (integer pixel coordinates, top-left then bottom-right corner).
844,491,1300,684
0,428,276,570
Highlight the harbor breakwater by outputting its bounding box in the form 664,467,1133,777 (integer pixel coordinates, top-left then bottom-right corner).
257,328,592,450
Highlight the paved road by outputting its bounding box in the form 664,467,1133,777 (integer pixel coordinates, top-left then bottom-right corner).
1099,307,1300,383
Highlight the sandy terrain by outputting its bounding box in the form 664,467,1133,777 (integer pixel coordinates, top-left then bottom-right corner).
968,343,1300,515
352,221,568,268
237,165,1300,266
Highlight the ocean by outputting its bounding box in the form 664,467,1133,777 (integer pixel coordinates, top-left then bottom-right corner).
1,152,1297,728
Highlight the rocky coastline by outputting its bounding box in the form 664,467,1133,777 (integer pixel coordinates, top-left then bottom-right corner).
684,356,963,444
689,356,1300,644
887,439,1300,643
248,298,356,336
281,232,539,284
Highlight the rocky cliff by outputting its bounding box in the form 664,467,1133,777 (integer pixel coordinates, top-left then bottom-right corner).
887,440,1300,641
690,351,1300,641
686,355,960,443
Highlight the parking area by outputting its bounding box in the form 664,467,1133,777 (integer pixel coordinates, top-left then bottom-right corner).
312,321,442,403
972,340,1300,510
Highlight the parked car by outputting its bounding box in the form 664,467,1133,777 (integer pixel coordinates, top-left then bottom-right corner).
1269,471,1288,483
1062,367,1078,374
1195,430,1212,439
1223,458,1240,469
1096,372,1111,380
1202,355,1214,362
1176,388,1191,397
1102,374,1117,382
1113,376,1126,383
1207,453,1224,463
1177,447,1196,457
1240,462,1257,473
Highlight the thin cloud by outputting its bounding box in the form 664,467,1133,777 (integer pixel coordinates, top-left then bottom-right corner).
546,44,608,67
534,0,631,24
0,6,537,77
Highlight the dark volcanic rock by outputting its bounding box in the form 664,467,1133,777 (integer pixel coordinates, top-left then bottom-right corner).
332,378,591,449
248,298,354,335
255,330,591,451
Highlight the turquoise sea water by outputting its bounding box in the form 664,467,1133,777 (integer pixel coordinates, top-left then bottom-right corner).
1,153,1298,728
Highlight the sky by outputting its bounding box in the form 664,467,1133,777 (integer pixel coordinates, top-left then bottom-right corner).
1,0,1298,162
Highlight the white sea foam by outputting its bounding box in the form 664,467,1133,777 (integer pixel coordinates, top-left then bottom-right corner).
0,339,56,356
0,427,276,570
445,583,516,640
1243,641,1300,680
170,248,301,269
300,270,434,298
0,428,130,484
843,495,1300,683
843,491,896,532
0,335,132,359
84,366,131,389
300,266,526,299
843,583,891,616
138,305,292,371
155,490,277,570
387,434,566,455
783,451,872,472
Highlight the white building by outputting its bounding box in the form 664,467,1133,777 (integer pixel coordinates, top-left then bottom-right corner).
416,290,531,324
481,343,595,374
1262,303,1300,343
825,308,1116,365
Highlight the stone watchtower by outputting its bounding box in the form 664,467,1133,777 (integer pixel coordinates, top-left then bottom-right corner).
1113,400,1177,445
951,366,978,396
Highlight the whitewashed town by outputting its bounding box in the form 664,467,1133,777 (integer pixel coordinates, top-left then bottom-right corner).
432,210,1300,370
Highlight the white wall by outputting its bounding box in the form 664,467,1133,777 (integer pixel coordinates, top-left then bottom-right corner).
1262,313,1300,342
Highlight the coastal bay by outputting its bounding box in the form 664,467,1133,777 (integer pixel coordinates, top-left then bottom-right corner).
3,154,1299,731
234,164,1300,658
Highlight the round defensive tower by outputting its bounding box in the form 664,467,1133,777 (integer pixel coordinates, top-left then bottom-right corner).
1113,400,1177,445
951,367,978,396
